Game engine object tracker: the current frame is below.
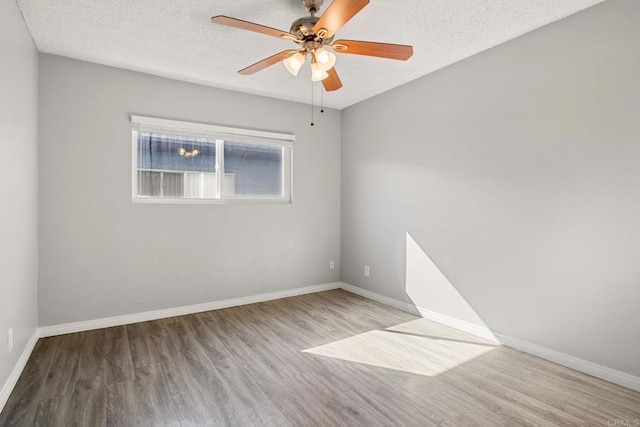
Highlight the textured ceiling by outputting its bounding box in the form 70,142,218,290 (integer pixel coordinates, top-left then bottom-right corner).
17,0,605,109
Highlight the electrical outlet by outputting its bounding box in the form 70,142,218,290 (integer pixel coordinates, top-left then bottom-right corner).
329,260,335,270
8,328,13,352
364,265,370,277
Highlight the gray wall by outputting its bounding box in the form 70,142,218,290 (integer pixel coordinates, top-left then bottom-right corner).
0,0,38,394
38,55,341,326
341,0,640,376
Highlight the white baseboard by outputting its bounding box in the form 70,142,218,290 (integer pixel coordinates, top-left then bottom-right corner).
39,282,341,338
2,283,342,414
340,282,500,343
414,306,500,343
3,280,637,417
339,282,421,315
0,329,39,414
493,332,521,350
518,340,640,392
339,282,640,392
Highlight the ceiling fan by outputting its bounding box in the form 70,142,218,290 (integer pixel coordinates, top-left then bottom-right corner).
211,0,414,92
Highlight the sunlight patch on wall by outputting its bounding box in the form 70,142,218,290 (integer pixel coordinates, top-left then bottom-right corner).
405,232,490,329
303,318,497,377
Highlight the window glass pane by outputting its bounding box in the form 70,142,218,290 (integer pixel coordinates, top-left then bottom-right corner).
138,171,161,197
162,172,184,198
136,132,216,199
223,141,283,197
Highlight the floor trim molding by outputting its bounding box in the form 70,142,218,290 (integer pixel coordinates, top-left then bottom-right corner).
339,282,421,315
4,280,637,414
3,283,342,414
518,339,640,392
339,282,640,392
39,282,342,338
0,329,39,413
339,282,499,343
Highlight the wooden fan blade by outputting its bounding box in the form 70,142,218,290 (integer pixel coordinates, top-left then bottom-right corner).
322,67,343,92
211,16,293,39
313,0,369,38
238,50,297,75
333,39,413,60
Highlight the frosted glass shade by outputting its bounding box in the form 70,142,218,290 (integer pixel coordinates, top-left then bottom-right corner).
283,52,306,76
314,47,336,71
311,62,329,81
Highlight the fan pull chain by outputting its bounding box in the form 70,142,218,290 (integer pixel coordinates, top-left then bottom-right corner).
321,88,324,113
310,80,315,126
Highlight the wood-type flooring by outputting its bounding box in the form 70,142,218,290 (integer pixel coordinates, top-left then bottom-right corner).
1,290,639,426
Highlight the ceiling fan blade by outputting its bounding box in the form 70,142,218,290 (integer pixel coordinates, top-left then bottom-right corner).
313,0,369,38
322,67,343,92
332,39,413,60
238,50,298,75
211,16,293,39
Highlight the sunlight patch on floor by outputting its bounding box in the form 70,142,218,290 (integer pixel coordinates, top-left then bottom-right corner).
303,318,498,377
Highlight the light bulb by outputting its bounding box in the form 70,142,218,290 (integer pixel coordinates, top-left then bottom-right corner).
311,61,329,81
314,47,336,71
283,52,305,76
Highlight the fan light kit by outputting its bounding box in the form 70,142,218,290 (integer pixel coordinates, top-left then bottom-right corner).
211,0,414,92
178,147,200,158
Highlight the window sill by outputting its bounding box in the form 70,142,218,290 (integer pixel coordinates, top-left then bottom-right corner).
132,197,292,205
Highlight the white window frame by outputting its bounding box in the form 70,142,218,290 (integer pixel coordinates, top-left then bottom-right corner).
131,115,294,204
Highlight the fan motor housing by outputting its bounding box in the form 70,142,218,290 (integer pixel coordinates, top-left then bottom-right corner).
290,16,319,39
290,16,334,46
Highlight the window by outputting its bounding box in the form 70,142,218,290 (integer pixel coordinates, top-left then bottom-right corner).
131,116,293,203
